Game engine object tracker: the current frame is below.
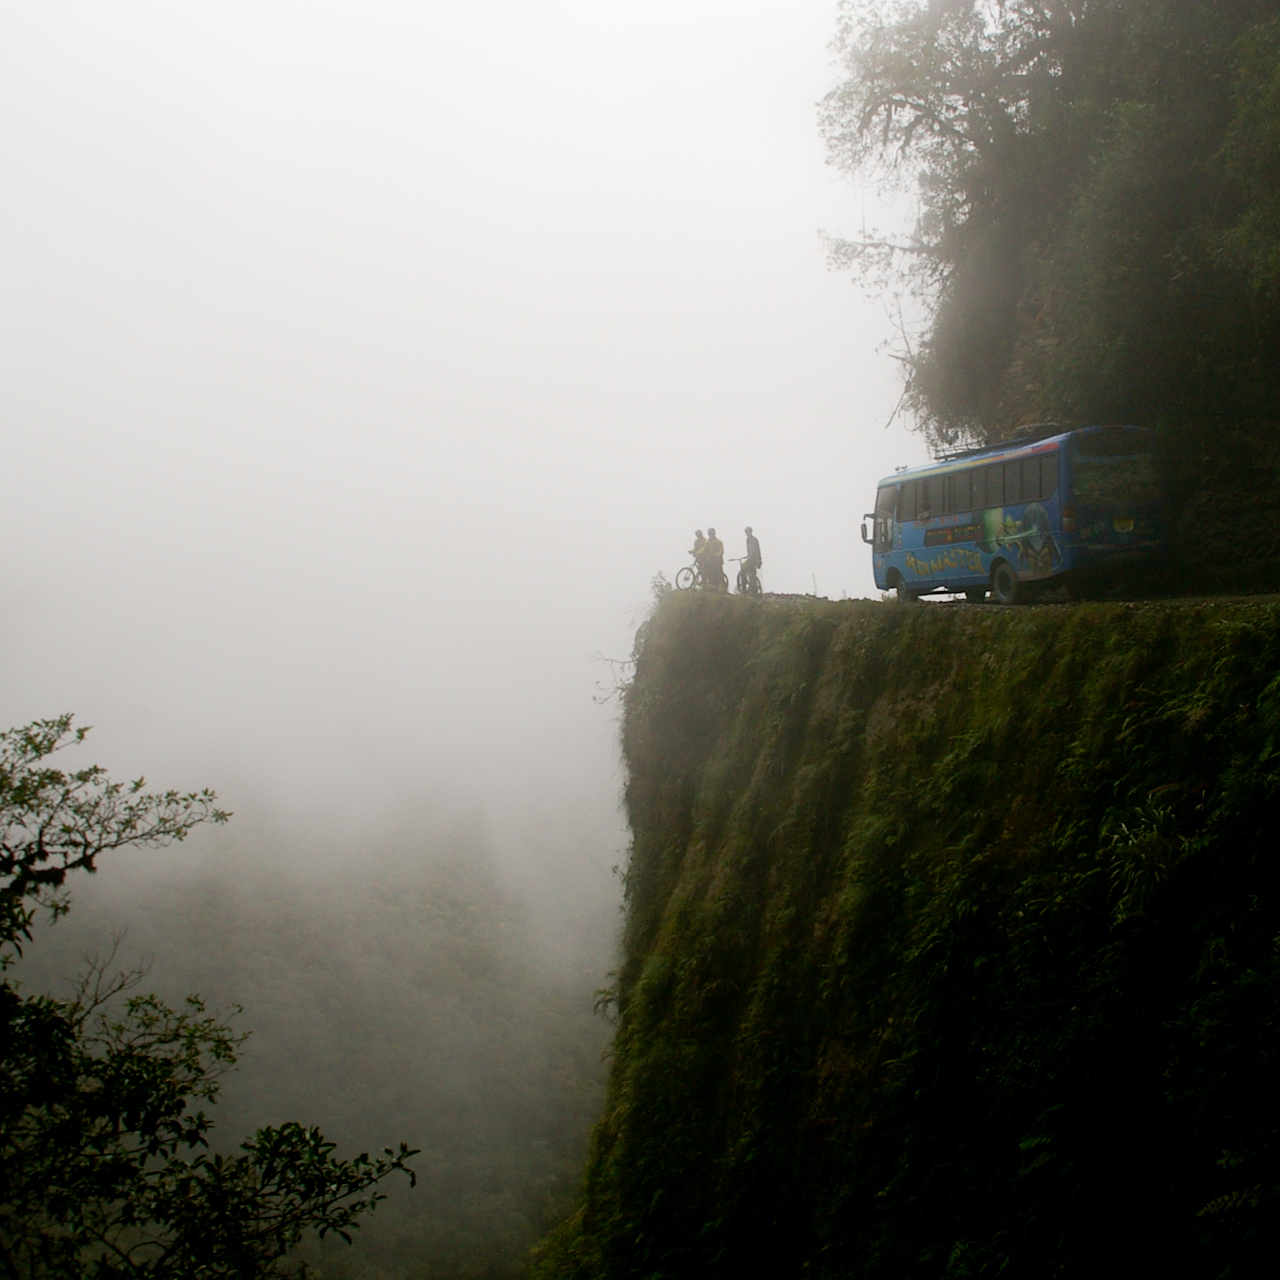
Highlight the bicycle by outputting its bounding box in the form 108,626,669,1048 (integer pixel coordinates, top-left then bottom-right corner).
732,557,763,597
675,561,729,591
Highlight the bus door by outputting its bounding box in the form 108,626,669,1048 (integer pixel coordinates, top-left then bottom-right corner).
875,483,898,552
947,468,985,585
919,472,965,584
863,483,899,552
862,484,899,590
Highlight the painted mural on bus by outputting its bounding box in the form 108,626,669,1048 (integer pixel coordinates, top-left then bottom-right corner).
861,425,1164,604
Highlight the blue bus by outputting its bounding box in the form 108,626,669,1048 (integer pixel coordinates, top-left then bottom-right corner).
861,425,1164,603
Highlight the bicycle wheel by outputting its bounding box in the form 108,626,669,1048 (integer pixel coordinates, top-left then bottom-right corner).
675,567,696,590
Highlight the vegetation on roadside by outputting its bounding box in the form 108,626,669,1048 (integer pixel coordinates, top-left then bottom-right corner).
536,591,1280,1278
822,1,1280,590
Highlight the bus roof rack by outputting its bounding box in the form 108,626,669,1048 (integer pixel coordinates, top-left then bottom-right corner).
936,422,1067,462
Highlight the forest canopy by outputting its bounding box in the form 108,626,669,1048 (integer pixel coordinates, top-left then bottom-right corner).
822,0,1280,450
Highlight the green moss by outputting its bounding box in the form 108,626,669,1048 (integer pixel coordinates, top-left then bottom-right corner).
539,593,1280,1278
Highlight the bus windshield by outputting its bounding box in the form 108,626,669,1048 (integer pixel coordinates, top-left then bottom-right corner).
1071,433,1160,505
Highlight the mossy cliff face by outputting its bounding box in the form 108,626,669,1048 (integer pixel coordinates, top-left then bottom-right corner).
539,593,1280,1279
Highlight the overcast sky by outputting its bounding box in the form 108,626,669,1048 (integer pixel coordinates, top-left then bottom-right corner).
0,1,927,896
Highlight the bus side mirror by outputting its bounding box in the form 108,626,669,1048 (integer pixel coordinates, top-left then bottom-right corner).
861,516,875,545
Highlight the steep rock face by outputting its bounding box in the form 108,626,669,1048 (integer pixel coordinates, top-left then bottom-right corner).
540,593,1280,1279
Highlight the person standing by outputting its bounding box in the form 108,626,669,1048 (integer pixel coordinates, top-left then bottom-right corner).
704,527,725,590
689,529,707,583
743,526,762,593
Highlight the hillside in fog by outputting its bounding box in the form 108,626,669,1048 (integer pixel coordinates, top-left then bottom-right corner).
14,824,611,1278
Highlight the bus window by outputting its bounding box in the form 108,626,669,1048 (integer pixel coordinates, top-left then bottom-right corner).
1022,457,1040,502
872,487,897,552
971,466,987,510
953,469,972,512
1072,432,1159,504
901,480,918,521
1041,451,1059,499
1004,460,1023,505
986,463,1004,507
924,474,945,517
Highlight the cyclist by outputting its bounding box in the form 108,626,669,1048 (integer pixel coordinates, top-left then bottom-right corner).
704,527,725,590
742,527,762,593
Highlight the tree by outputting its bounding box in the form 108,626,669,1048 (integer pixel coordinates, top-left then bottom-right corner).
1221,17,1280,289
821,0,1090,443
0,715,417,1278
822,0,1280,451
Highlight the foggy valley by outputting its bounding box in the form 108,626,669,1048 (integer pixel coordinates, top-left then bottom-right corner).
16,823,612,1277
0,1,920,1275
9,0,1280,1275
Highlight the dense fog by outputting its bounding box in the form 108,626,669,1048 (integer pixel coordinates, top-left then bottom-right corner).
0,2,925,1273
18,828,608,1276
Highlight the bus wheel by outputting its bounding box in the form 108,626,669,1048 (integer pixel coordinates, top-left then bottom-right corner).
991,562,1021,605
894,579,919,604
965,587,987,604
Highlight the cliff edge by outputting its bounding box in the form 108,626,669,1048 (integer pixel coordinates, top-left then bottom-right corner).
538,593,1280,1278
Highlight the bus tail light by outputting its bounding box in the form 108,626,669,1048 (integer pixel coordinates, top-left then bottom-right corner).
1062,502,1077,533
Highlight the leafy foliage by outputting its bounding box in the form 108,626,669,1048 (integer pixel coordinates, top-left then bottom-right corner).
0,714,227,951
0,716,416,1278
539,592,1280,1277
1221,17,1280,289
822,0,1280,450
